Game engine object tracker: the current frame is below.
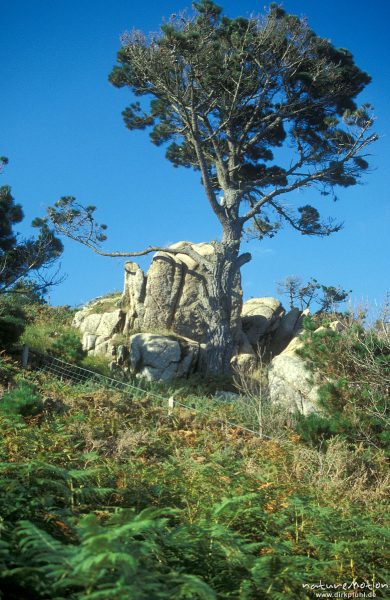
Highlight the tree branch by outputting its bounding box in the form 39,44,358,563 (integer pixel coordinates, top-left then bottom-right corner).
240,130,377,223
49,207,213,270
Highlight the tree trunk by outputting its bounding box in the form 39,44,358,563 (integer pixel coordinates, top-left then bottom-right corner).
206,316,237,374
200,222,248,375
203,265,238,374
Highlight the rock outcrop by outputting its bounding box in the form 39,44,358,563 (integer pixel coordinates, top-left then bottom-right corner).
73,280,311,386
269,308,308,357
121,262,146,332
268,334,319,415
231,330,257,370
267,321,342,415
74,240,243,362
122,241,242,344
128,333,200,381
74,299,124,357
241,297,285,352
71,245,324,408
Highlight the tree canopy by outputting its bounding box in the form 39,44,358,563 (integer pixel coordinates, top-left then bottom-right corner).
107,0,376,240
50,1,376,253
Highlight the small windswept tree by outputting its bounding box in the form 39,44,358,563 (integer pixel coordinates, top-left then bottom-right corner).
0,155,63,346
49,2,376,372
276,275,351,312
0,157,63,298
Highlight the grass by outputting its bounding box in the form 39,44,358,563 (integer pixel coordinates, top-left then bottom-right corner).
19,304,77,354
81,291,122,314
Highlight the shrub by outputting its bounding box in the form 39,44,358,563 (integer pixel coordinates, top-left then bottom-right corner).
80,354,111,376
0,296,26,348
0,382,43,422
0,352,18,385
297,315,390,453
51,330,85,363
0,371,388,598
0,312,25,347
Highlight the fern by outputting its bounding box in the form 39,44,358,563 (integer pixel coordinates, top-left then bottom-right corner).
9,508,218,599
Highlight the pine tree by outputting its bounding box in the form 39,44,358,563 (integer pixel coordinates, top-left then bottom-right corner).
48,2,376,373
0,157,63,297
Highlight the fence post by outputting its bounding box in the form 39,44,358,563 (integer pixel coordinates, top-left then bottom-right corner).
21,345,29,369
168,396,174,416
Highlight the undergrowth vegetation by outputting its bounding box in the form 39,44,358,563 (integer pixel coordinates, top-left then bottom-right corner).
0,363,388,598
296,312,389,455
0,301,388,598
19,303,80,357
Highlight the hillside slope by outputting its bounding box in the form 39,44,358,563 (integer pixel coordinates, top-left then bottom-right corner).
0,354,388,599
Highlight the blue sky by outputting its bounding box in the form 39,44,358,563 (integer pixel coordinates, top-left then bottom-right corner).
1,0,389,310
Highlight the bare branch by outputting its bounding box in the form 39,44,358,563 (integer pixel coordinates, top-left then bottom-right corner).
48,199,213,269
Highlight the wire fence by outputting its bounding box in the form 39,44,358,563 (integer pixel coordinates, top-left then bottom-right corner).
29,350,145,396
26,347,268,439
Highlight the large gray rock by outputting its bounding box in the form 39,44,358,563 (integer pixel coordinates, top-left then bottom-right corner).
267,320,343,415
83,334,97,352
74,308,124,356
230,330,257,370
128,333,200,381
242,297,285,348
268,349,319,415
121,262,146,333
73,242,244,359
75,247,321,378
78,313,102,336
269,308,307,357
142,242,242,344
95,310,124,338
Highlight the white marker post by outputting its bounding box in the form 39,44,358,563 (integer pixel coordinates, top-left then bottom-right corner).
168,396,174,416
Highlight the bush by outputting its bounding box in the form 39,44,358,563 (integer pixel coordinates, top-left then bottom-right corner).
0,295,27,348
0,382,43,422
20,304,76,354
0,372,388,598
0,306,389,598
297,315,390,453
81,354,111,376
0,312,25,347
0,353,18,385
51,330,85,363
